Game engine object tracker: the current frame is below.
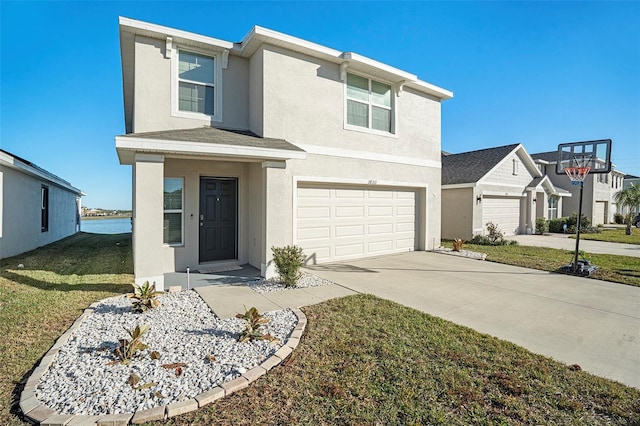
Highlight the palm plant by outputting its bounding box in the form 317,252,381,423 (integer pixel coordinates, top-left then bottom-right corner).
614,184,640,234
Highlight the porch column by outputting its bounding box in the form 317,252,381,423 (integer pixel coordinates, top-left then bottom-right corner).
133,154,165,290
261,161,290,279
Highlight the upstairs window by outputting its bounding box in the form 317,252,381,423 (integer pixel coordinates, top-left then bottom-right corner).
346,73,393,133
178,51,215,115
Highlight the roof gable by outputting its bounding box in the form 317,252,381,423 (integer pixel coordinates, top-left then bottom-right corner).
441,144,520,185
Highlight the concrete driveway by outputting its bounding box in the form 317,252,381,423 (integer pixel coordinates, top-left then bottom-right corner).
511,233,640,257
305,251,640,389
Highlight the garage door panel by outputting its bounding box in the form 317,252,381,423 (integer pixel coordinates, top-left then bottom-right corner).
369,240,394,253
335,224,365,237
297,226,330,240
335,243,365,257
335,206,365,218
369,223,393,234
296,185,417,263
298,206,330,219
369,206,393,216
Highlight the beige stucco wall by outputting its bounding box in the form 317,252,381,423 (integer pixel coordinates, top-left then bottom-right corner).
441,187,473,240
132,36,250,134
259,46,442,159
0,165,79,259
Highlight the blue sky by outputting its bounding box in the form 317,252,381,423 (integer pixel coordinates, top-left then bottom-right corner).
1,1,639,210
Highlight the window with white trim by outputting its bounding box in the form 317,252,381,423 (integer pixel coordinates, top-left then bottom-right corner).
174,50,219,117
163,178,183,245
548,196,558,219
512,159,519,175
346,73,393,133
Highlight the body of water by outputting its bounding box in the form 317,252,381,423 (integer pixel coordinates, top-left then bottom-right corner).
81,218,132,234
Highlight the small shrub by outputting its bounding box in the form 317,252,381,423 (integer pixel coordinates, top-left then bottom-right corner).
113,324,150,365
236,306,276,343
128,281,163,312
485,222,504,244
452,238,464,252
613,213,624,224
535,217,549,235
566,213,590,229
470,234,492,245
548,217,568,233
271,245,305,287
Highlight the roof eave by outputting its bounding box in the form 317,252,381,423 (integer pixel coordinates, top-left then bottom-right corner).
115,136,306,165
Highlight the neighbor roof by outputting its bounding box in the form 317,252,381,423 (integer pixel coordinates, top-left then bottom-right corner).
0,149,83,195
115,126,306,165
441,144,520,185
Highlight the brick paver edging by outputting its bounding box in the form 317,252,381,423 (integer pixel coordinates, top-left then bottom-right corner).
19,303,307,426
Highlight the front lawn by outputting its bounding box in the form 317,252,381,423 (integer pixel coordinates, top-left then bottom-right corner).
170,294,640,425
443,242,640,287
569,227,640,245
3,234,639,425
0,232,132,425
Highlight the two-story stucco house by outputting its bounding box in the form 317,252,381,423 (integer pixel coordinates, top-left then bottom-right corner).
531,151,626,225
115,18,452,290
1,149,83,259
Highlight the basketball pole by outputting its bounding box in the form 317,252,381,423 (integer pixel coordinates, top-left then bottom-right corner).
573,180,585,273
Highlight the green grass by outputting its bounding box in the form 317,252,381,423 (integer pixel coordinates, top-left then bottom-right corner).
568,228,640,244
0,232,132,425
165,295,640,425
3,234,640,425
445,242,640,287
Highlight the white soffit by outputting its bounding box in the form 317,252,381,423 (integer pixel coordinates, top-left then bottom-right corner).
0,151,83,195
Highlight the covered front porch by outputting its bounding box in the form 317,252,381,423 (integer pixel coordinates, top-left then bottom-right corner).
115,126,306,290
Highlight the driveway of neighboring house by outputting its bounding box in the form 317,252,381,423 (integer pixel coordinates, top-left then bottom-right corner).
305,251,640,389
511,233,640,257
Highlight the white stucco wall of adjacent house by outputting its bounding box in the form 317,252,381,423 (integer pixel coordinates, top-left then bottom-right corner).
0,156,82,259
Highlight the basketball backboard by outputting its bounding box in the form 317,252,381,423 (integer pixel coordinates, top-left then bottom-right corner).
555,139,612,175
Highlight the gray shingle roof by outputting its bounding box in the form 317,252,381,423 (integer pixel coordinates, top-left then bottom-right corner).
530,150,559,162
120,126,305,152
442,144,519,185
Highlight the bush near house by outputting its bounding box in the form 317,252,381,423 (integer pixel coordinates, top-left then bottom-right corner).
548,214,598,234
469,222,518,246
613,212,624,224
535,217,548,235
271,245,306,287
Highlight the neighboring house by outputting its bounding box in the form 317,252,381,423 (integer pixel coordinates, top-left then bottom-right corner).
441,144,571,240
114,17,452,290
531,151,625,225
619,174,640,217
0,149,83,259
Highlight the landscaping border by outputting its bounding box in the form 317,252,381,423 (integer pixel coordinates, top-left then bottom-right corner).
19,302,307,426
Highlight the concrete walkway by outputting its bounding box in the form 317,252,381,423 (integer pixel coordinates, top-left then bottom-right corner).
511,233,640,257
306,251,640,389
165,268,356,319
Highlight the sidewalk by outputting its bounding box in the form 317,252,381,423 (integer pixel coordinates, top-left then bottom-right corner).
511,233,640,257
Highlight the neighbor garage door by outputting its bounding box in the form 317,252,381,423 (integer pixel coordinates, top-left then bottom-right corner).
481,196,521,236
296,184,416,263
594,201,606,225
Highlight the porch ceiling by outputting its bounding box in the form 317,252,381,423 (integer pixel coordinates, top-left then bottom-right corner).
115,126,306,164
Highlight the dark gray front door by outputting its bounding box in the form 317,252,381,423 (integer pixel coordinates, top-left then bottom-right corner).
199,178,237,262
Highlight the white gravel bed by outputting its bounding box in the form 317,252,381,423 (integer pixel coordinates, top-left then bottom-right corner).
36,291,297,415
433,247,487,260
246,272,332,293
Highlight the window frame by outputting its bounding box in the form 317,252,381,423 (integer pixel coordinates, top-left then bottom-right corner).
163,177,184,247
41,185,49,232
171,46,222,122
547,196,558,220
344,71,396,136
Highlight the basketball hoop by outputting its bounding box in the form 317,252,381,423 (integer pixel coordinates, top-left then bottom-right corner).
564,166,591,185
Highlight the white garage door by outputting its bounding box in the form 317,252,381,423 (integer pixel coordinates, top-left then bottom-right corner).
481,196,521,236
296,185,416,263
594,201,606,225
